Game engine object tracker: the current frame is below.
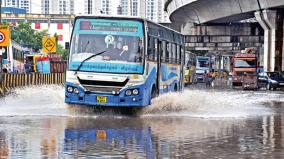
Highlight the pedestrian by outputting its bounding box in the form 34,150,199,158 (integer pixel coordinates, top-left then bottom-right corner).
210,70,215,87
204,71,211,87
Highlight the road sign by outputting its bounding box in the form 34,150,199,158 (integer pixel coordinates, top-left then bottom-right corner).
0,25,10,47
42,36,57,53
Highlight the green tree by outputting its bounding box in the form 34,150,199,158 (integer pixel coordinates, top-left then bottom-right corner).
11,21,47,51
57,44,68,60
54,33,67,60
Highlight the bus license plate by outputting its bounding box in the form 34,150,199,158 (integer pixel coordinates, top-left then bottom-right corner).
96,130,107,140
96,96,107,103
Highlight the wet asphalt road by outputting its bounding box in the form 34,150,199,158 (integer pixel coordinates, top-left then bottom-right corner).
0,85,284,158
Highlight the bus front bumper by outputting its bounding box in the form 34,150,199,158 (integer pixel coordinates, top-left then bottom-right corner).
65,83,148,107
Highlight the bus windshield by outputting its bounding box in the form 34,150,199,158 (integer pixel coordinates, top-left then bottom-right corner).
235,59,256,68
197,58,209,68
69,18,144,74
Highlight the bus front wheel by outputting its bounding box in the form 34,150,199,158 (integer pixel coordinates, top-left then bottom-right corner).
174,84,178,92
151,86,157,99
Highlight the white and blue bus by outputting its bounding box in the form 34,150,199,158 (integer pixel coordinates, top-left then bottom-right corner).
65,16,185,107
195,56,211,82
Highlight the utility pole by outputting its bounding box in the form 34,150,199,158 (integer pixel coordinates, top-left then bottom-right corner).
0,1,2,74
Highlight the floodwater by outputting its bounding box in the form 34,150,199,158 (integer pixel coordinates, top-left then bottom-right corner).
0,85,284,158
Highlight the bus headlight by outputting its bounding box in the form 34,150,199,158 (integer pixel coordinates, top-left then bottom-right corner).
132,89,139,95
125,90,132,96
67,86,73,93
74,88,79,94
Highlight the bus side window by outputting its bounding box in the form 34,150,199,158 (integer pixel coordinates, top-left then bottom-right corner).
154,38,158,61
147,36,154,61
177,45,181,64
166,42,171,63
172,43,177,64
180,46,184,65
162,41,167,63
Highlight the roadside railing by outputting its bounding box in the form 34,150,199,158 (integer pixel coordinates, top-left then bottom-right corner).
0,73,65,95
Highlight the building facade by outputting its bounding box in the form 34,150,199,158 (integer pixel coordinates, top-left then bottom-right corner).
2,0,75,14
2,0,169,22
118,0,169,22
40,0,74,14
2,0,32,13
119,0,139,17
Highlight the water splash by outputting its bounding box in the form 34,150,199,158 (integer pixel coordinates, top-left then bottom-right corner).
143,89,276,118
0,85,70,117
0,86,280,118
0,85,134,117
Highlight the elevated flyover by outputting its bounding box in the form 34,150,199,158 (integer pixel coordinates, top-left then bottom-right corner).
165,0,284,24
165,0,284,72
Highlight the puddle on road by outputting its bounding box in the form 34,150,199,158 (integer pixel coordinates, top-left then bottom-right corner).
0,85,281,118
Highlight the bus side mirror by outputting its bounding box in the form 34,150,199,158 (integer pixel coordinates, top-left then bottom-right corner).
65,42,70,50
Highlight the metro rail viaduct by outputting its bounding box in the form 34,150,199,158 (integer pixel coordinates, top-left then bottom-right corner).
165,0,284,72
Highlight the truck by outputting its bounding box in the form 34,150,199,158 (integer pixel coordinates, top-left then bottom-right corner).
232,53,258,90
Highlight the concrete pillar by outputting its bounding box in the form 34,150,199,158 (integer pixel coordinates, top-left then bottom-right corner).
181,22,194,35
255,10,284,72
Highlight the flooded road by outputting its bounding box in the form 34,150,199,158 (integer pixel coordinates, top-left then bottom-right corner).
0,85,284,158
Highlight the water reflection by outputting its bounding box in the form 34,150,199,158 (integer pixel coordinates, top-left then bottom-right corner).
1,86,284,158
0,132,8,159
0,113,283,158
64,118,154,158
63,116,284,158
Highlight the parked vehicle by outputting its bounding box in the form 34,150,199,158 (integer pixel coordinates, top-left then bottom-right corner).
258,72,268,88
258,72,284,90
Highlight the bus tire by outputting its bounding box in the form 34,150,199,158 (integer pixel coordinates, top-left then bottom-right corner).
151,86,157,99
174,84,178,92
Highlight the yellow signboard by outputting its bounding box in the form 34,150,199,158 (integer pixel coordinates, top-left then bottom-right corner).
0,25,10,47
42,36,57,53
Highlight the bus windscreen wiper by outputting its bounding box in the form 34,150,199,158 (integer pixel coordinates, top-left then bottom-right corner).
83,40,90,52
75,50,106,72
